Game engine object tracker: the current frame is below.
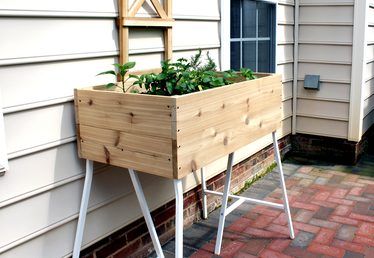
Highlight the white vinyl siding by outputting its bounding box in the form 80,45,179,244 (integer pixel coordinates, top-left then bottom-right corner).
295,1,354,139
0,1,294,257
362,2,374,134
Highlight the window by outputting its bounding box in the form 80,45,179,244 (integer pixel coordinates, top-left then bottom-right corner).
230,0,276,73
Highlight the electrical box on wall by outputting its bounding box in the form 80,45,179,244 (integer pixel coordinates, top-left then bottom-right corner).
304,75,320,90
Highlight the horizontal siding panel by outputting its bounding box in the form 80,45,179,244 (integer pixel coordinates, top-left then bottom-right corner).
366,44,374,62
364,94,374,117
299,25,353,44
278,25,294,44
172,0,220,19
296,117,348,138
0,0,118,14
297,81,350,102
4,103,75,154
0,18,118,61
366,61,374,81
277,44,294,63
282,81,293,100
369,6,374,24
363,109,374,134
299,0,354,5
363,78,374,100
129,21,220,53
299,6,353,24
0,143,83,205
298,63,351,82
0,57,116,109
298,44,352,64
0,0,220,19
297,99,349,120
277,63,293,82
282,99,292,119
0,19,219,64
277,5,294,24
0,165,142,250
130,48,220,71
367,26,374,43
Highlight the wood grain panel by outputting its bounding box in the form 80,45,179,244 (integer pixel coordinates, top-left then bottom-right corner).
174,74,282,178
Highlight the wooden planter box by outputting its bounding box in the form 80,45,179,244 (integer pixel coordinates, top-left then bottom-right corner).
74,73,282,179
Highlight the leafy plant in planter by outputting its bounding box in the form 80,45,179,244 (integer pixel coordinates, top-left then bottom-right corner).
98,50,257,96
97,62,136,93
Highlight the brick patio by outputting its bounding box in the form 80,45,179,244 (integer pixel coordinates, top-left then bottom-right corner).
151,153,374,258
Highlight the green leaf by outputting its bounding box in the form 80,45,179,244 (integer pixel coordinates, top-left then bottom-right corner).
166,82,174,95
105,83,116,88
129,74,139,79
123,62,136,70
97,70,116,76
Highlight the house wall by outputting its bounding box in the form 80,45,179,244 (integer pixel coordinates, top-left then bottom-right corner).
0,0,294,257
362,1,374,134
295,0,355,139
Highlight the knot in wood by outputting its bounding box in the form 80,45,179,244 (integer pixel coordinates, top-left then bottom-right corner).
223,136,229,145
88,99,93,105
104,146,111,164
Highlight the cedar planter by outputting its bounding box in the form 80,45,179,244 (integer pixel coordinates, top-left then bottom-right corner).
74,73,282,179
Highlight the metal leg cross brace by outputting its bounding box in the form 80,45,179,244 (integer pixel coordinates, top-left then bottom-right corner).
199,131,295,255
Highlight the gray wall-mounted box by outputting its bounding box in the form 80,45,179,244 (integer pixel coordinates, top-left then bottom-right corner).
304,75,320,90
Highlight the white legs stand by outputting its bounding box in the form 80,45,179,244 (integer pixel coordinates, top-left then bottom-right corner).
73,164,165,258
214,153,235,254
173,179,184,258
200,167,208,219
199,131,295,255
128,169,164,258
74,131,293,257
272,132,295,240
73,160,93,258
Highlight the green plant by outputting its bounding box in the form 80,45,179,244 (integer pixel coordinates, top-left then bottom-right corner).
240,68,257,80
98,50,256,96
97,62,136,93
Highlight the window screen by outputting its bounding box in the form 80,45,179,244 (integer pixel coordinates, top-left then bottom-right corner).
230,0,276,73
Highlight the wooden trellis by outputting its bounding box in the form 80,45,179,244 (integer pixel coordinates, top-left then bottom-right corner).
119,0,174,65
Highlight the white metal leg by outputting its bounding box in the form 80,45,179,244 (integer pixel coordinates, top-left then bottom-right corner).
211,131,295,254
200,167,208,219
73,160,94,258
173,179,184,258
214,153,235,255
272,131,295,239
128,169,165,258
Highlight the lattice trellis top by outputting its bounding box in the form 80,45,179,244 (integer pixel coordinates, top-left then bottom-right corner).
119,0,174,65
121,0,174,27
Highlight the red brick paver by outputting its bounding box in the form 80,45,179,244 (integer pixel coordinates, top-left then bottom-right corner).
190,164,374,258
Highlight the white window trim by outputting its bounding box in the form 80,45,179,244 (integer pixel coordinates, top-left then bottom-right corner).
220,0,278,71
0,89,9,175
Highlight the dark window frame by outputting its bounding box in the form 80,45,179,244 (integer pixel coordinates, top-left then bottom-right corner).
230,0,276,73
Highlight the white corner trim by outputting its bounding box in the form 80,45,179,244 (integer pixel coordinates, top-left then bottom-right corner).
348,0,369,142
0,89,9,175
292,0,299,135
220,0,231,71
